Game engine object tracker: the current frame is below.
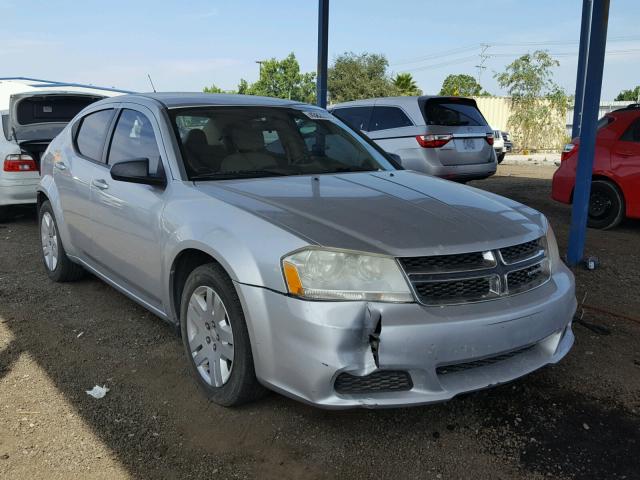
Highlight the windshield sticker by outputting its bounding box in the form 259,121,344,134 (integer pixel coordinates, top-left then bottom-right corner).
302,110,332,120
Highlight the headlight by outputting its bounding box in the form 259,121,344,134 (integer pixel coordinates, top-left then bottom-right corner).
544,220,561,270
282,248,414,302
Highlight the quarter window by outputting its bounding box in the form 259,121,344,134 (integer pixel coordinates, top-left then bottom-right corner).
369,106,413,131
331,107,373,131
620,118,640,142
108,109,162,174
75,109,114,162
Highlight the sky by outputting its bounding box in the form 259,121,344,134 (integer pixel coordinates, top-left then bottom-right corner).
1,0,639,100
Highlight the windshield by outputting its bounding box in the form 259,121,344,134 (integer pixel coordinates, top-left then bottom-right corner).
170,107,397,180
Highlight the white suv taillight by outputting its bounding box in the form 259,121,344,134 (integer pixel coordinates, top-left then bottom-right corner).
416,134,453,148
3,154,38,172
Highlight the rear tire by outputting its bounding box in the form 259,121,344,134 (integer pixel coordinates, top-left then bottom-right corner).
497,152,506,164
38,201,85,281
180,263,266,406
0,206,8,223
587,179,625,230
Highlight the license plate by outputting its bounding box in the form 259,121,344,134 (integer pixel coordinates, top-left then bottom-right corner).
463,138,475,150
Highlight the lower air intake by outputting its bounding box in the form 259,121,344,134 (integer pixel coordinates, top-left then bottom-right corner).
335,370,413,394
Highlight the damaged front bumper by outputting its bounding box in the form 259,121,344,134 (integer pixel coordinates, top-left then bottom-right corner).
236,265,576,409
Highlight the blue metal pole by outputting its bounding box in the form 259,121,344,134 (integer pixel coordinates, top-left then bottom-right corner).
571,0,592,139
567,0,610,266
316,0,329,108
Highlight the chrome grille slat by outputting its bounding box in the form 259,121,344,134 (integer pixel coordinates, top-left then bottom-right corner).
400,238,549,305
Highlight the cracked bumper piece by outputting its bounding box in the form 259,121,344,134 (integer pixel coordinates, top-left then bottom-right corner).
236,265,576,409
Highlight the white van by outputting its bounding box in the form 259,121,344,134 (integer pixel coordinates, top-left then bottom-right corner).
0,77,128,220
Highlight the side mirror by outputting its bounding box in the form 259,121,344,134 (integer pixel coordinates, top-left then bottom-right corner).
110,159,166,187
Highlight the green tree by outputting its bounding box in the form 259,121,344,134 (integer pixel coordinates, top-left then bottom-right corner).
615,86,640,101
203,84,233,94
495,50,568,151
239,53,316,103
439,74,487,96
328,52,399,103
393,73,422,96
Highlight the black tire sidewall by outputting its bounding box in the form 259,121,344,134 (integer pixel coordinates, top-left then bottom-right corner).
179,264,257,406
588,180,624,230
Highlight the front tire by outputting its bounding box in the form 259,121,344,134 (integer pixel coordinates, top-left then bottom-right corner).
497,152,506,164
180,263,265,406
38,201,85,282
588,179,625,230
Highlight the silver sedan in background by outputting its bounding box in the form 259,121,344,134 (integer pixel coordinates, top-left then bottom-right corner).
37,93,576,408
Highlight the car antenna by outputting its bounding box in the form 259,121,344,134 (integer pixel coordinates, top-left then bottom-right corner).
147,74,157,93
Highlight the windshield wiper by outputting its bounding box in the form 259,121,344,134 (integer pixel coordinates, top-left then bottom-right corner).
331,166,380,173
191,169,289,180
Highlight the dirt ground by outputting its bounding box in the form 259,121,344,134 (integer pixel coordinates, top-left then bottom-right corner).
1,164,638,480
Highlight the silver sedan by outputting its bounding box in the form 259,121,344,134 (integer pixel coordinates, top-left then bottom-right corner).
37,93,576,408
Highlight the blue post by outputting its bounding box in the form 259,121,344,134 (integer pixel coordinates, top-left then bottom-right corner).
567,0,610,266
316,0,329,108
571,0,593,139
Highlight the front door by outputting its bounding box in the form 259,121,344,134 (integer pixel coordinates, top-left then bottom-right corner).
87,106,168,312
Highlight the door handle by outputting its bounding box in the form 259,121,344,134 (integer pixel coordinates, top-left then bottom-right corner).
54,162,67,171
618,151,635,157
92,179,109,190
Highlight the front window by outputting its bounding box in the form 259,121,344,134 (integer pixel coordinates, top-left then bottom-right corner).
170,107,396,180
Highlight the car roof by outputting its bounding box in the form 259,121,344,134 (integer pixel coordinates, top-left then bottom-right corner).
99,92,309,109
330,95,468,108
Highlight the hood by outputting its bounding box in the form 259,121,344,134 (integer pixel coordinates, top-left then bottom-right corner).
197,170,546,257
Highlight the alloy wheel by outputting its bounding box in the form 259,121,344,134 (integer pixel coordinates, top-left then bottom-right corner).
186,286,235,387
41,212,59,272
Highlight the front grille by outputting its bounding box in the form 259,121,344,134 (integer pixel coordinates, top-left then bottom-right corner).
399,252,493,274
500,239,542,264
399,237,548,305
414,277,493,304
334,370,413,394
436,345,534,375
507,263,548,293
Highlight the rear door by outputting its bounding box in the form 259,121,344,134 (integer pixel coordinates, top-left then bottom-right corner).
330,106,373,132
87,105,168,311
365,105,417,154
56,107,116,256
420,97,494,166
611,117,640,206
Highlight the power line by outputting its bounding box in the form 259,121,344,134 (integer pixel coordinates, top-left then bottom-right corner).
392,35,640,71
398,47,640,73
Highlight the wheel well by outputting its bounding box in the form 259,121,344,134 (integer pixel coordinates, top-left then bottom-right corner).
570,174,624,205
170,249,220,322
36,191,48,209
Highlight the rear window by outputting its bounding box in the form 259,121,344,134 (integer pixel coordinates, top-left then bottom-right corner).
75,109,115,162
16,95,102,125
423,99,487,127
331,106,373,131
369,106,413,131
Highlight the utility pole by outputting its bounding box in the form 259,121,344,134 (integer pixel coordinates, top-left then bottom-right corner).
475,43,490,85
316,0,329,108
255,60,266,77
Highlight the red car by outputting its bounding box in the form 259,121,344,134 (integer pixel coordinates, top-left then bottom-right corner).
552,104,640,229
